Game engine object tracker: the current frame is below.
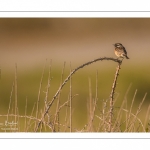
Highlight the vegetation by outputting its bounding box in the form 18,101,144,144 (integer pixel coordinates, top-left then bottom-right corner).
0,57,149,132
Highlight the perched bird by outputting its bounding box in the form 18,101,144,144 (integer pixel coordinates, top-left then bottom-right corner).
114,43,129,59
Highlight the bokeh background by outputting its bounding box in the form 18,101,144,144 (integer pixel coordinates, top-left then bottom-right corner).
0,18,150,131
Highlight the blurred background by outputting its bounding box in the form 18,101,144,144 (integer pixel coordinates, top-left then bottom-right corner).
0,18,150,131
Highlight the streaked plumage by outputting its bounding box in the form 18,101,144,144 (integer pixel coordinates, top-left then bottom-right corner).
114,43,129,59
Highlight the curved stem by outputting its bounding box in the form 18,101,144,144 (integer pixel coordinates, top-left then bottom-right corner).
35,57,121,132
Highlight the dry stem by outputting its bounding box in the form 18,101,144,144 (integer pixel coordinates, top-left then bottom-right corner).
15,64,18,125
35,57,121,131
108,61,122,132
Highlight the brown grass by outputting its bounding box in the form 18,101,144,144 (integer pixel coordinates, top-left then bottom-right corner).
0,57,148,132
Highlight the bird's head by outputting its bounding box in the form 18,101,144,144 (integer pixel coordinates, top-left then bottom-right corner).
113,43,123,48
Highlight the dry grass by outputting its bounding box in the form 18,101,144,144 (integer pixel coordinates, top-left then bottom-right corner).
0,57,149,132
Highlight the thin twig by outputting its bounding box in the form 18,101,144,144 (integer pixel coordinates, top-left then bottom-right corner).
128,93,147,132
24,97,28,131
64,97,69,132
102,99,107,132
113,84,132,131
70,62,72,132
88,71,98,131
95,115,109,126
53,62,66,132
109,61,122,132
144,104,150,128
7,82,14,122
15,63,18,125
87,77,98,132
95,71,98,102
112,95,126,131
26,102,36,132
124,83,132,129
36,61,46,122
122,108,146,132
16,107,20,132
44,60,52,110
0,66,1,79
87,77,92,131
126,89,137,131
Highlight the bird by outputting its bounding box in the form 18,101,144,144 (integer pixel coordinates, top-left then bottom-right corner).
113,43,129,59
